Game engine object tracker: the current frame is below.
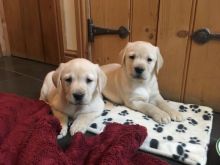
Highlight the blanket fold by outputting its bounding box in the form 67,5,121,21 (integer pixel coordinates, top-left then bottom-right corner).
0,93,168,165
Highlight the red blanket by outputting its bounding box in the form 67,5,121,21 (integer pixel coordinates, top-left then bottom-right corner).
0,93,168,165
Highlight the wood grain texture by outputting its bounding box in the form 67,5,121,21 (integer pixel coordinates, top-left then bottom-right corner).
90,0,130,65
156,0,193,101
185,0,220,112
3,0,26,57
0,0,10,56
131,0,159,45
56,0,87,62
19,0,44,61
39,0,61,65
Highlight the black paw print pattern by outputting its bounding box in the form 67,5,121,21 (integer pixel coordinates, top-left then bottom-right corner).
102,118,113,124
153,124,164,133
190,104,201,113
172,142,189,162
176,124,187,133
179,105,188,112
204,126,210,132
187,117,198,126
149,139,159,149
118,110,129,116
101,109,110,116
163,135,173,141
189,137,200,144
142,115,149,120
123,119,134,125
90,123,97,129
203,111,212,121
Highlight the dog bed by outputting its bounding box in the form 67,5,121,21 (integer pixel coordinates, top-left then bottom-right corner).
88,100,213,165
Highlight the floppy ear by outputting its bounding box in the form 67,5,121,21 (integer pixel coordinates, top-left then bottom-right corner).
52,63,64,88
120,42,131,66
96,65,107,93
155,47,164,74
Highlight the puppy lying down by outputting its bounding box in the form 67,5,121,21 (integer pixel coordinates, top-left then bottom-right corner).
40,58,106,139
101,41,184,124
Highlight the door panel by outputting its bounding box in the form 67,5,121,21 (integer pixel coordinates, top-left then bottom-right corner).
90,0,130,65
20,0,44,61
156,0,194,101
185,0,220,111
3,0,26,57
39,0,61,65
131,0,159,45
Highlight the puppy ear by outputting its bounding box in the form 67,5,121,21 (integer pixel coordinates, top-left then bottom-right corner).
52,63,64,88
120,42,131,66
96,65,107,93
155,47,164,74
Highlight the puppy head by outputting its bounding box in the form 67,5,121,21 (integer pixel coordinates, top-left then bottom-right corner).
52,58,106,105
121,41,163,80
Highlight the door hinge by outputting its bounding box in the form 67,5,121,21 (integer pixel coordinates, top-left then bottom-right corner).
88,19,129,42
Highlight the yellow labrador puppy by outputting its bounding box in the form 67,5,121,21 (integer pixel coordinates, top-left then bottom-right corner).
101,41,183,124
40,58,106,139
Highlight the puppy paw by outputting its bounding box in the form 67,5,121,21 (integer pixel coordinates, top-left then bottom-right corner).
70,121,87,136
57,125,68,139
152,111,171,124
169,110,184,122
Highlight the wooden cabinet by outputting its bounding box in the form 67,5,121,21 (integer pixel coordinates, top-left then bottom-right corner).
2,0,87,65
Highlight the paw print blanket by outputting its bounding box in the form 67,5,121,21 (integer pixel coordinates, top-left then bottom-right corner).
88,100,214,165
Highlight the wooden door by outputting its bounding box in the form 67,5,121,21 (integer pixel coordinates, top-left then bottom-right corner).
89,0,130,64
3,0,61,64
88,0,192,102
184,0,220,112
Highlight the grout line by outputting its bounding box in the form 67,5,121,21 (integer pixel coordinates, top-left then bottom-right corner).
0,68,43,82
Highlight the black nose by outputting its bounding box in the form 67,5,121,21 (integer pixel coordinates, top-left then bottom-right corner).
135,67,144,74
73,93,84,101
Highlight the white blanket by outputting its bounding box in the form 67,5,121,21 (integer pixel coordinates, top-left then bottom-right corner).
88,100,213,165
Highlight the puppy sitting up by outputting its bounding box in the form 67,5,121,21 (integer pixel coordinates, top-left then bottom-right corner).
101,41,184,124
40,58,106,139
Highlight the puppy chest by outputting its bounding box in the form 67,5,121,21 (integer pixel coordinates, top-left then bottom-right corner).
132,87,150,102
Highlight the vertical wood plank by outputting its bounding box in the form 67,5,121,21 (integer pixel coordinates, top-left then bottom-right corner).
90,0,130,65
3,0,26,57
131,0,159,45
156,0,193,101
20,0,44,61
39,0,61,65
0,0,10,56
185,0,220,111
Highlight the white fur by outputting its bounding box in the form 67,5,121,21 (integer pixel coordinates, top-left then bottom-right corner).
101,41,184,124
40,58,106,138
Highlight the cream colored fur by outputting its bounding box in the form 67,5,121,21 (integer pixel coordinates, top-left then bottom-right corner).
40,58,106,139
101,41,184,124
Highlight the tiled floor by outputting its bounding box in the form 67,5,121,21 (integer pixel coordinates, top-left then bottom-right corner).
0,56,219,165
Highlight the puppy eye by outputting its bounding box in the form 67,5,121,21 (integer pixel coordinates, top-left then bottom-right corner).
86,78,93,84
129,54,135,60
147,58,152,62
65,77,72,83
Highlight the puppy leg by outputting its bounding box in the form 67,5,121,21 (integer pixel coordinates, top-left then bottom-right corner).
52,110,68,139
155,99,184,122
70,112,100,136
126,100,171,124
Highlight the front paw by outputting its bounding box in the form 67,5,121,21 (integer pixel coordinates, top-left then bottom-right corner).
152,111,171,124
57,125,68,139
169,110,184,122
70,121,87,136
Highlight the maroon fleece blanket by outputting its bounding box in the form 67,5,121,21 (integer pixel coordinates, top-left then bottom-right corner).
0,93,168,165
